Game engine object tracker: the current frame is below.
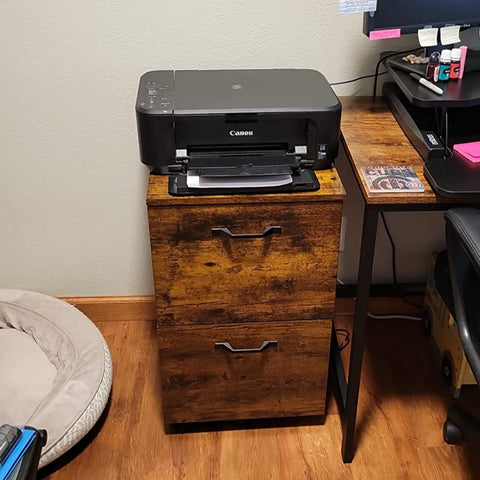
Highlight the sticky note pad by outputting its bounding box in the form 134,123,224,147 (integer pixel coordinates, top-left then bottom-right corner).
453,141,480,163
440,25,461,45
418,28,438,47
369,29,401,40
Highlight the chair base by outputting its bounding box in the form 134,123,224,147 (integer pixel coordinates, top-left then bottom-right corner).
443,405,480,445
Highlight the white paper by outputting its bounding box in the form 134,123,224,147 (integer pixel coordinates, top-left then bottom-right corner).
418,28,439,47
440,25,461,45
338,0,377,14
186,172,293,189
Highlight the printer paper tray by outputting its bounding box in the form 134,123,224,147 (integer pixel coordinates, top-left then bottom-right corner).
168,169,319,196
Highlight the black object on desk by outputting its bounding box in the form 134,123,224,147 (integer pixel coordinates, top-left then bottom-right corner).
385,54,480,108
383,54,480,198
424,156,480,198
136,69,341,196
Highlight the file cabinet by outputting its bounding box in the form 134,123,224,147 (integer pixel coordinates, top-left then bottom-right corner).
146,170,345,426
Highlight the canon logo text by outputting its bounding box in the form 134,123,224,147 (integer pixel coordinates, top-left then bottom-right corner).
229,130,254,137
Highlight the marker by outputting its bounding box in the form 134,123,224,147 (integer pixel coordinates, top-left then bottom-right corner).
410,73,444,95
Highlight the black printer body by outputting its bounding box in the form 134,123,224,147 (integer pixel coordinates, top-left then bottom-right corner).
136,69,341,195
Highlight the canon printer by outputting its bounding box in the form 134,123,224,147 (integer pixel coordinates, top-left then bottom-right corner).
136,69,341,195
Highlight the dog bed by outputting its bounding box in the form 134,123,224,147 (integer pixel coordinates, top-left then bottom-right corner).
0,289,112,467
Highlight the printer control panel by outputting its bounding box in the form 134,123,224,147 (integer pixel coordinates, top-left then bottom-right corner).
137,71,174,114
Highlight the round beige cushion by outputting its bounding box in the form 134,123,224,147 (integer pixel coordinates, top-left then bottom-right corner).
0,289,112,467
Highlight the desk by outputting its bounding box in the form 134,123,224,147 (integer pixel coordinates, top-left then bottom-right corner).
338,96,480,463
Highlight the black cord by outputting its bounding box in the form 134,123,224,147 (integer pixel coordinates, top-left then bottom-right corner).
330,71,388,86
372,47,424,99
443,108,453,159
330,47,424,91
380,212,424,309
335,328,350,351
380,212,397,284
433,107,454,159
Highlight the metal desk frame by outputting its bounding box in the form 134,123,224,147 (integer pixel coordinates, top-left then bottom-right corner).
337,96,480,463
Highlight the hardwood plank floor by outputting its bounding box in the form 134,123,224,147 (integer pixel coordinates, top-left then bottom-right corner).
39,314,480,480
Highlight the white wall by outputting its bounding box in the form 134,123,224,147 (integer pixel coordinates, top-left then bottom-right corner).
0,0,439,296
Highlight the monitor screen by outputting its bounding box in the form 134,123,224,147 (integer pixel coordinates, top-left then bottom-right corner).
364,0,480,36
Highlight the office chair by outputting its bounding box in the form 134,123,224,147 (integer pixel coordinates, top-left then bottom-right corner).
434,207,480,444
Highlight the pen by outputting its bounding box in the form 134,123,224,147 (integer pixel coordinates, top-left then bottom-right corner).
410,73,444,95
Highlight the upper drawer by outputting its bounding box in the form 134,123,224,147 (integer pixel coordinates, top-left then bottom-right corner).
149,201,342,325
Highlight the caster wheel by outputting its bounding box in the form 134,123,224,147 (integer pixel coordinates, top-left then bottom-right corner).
422,309,432,337
443,418,464,444
442,355,454,387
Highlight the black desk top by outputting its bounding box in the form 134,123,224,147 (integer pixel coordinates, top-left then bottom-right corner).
424,155,480,199
385,54,480,108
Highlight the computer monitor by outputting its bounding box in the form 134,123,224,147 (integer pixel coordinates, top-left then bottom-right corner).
364,0,480,38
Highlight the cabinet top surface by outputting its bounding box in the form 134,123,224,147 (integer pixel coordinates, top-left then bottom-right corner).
147,170,345,206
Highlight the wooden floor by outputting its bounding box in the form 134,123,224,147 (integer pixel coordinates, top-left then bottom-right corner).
39,313,480,480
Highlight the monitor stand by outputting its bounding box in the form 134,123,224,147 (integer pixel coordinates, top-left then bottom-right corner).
383,82,480,198
384,55,480,108
382,82,446,161
382,48,480,198
423,153,480,198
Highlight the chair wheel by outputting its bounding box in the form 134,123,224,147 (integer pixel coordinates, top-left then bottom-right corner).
443,418,464,444
442,355,454,387
422,309,431,337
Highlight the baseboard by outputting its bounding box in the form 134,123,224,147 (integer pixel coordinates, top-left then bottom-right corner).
60,294,424,324
59,295,156,323
334,296,423,317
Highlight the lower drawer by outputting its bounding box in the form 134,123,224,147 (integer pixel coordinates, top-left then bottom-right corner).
157,319,332,425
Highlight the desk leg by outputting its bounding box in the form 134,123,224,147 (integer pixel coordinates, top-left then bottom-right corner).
341,206,378,463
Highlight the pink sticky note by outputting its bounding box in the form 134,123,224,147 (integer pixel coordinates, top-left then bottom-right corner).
369,29,401,40
453,141,480,163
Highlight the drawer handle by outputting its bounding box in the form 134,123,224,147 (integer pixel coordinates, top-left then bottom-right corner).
214,340,278,353
211,226,281,239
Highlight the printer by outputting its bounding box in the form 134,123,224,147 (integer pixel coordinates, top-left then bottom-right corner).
136,69,341,195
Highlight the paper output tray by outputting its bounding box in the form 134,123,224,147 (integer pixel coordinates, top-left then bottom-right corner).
168,168,319,196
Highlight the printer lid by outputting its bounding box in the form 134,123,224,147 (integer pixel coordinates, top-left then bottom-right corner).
173,69,339,115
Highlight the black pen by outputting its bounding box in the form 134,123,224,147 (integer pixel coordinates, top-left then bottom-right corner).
410,73,444,95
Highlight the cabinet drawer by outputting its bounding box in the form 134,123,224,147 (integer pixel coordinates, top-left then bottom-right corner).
149,202,342,325
157,319,331,424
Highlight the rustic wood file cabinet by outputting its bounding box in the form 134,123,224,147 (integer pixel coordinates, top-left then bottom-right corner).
146,170,345,427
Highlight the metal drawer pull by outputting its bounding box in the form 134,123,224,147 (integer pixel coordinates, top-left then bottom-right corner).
211,226,281,239
215,340,278,353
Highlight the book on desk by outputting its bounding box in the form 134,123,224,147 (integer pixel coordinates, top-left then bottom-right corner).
360,165,424,193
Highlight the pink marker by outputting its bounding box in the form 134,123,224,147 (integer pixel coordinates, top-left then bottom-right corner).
459,46,468,79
